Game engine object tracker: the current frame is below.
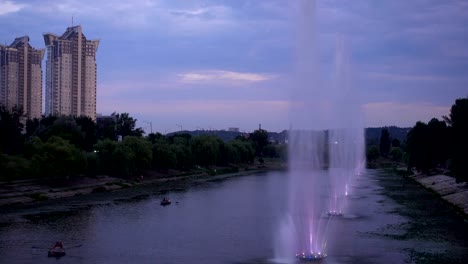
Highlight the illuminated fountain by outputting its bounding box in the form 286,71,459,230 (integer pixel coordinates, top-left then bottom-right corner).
275,0,365,262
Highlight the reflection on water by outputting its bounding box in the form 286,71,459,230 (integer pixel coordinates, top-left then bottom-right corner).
0,170,465,264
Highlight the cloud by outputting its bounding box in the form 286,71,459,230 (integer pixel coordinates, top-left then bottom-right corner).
178,70,275,84
30,0,238,34
0,0,26,15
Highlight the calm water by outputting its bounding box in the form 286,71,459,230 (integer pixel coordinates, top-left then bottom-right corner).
0,170,464,263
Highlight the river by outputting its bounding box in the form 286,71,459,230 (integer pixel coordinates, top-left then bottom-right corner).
0,170,466,264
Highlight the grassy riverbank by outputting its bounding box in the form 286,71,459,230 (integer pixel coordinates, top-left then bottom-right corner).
0,159,286,209
375,169,468,264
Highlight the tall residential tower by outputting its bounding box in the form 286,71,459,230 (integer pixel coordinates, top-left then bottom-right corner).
0,36,45,119
44,25,99,120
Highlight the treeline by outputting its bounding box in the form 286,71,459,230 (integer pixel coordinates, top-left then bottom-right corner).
365,97,468,182
0,107,286,181
406,97,468,182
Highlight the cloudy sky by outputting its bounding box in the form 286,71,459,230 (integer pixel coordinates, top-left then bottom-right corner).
1,0,467,133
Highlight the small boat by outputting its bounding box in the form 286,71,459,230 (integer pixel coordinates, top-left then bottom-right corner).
48,250,66,257
160,199,171,206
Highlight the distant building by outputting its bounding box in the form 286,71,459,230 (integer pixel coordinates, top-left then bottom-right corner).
228,127,240,132
0,36,45,119
43,25,99,120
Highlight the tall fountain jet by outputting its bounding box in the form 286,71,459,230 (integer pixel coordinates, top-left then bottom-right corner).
275,0,365,262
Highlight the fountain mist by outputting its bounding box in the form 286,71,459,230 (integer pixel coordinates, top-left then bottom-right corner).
275,1,365,262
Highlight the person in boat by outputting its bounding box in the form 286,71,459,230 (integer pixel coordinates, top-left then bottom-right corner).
51,241,64,251
162,197,168,202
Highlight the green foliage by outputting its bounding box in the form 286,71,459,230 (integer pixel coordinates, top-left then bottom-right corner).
112,143,136,175
170,143,193,169
147,132,163,144
0,105,24,155
0,153,32,181
0,107,285,181
249,129,269,157
40,116,85,148
96,115,116,140
391,138,401,148
95,139,134,176
113,112,144,139
25,118,40,138
406,118,449,173
389,147,403,162
379,128,391,157
95,139,139,176
122,136,152,171
276,144,288,162
229,140,255,163
85,152,99,176
191,135,220,166
366,145,380,162
75,115,97,152
152,138,177,170
28,136,86,178
406,122,430,172
444,97,468,182
427,118,449,167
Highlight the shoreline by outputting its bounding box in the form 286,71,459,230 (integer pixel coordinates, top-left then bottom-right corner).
0,162,287,224
391,168,468,218
2,163,466,224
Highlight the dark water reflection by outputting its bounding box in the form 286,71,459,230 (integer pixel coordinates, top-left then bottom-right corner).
0,170,465,263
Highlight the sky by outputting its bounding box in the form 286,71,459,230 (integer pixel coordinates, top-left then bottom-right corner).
0,0,467,133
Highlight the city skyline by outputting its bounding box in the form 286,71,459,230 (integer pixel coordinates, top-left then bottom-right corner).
0,0,467,133
44,25,99,120
0,35,44,119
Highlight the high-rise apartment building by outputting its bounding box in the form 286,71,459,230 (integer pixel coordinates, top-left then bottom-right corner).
0,36,45,119
44,25,99,120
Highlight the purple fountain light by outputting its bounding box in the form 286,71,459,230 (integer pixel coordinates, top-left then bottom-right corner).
275,0,365,262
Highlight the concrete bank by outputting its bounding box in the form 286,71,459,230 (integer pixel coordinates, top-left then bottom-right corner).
409,173,468,216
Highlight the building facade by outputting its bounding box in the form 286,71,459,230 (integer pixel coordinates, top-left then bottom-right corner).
44,25,99,120
0,36,44,119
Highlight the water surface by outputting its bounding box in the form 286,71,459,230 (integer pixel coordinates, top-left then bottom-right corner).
0,170,466,263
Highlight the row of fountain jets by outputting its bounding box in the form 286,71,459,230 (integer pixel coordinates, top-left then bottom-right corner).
277,0,366,262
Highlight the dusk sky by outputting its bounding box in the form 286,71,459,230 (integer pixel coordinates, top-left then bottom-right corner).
1,0,467,133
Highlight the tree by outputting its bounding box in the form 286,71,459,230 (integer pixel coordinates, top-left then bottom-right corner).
96,115,117,140
168,134,193,169
0,106,24,155
229,140,255,163
406,121,431,173
122,136,152,171
379,128,391,158
249,129,269,157
152,138,177,170
75,115,97,152
95,139,136,176
191,135,220,166
366,145,380,162
0,153,31,181
28,136,86,178
444,97,468,182
42,116,88,150
391,138,401,148
147,132,163,144
389,147,403,162
25,118,40,138
427,118,449,168
114,112,144,139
